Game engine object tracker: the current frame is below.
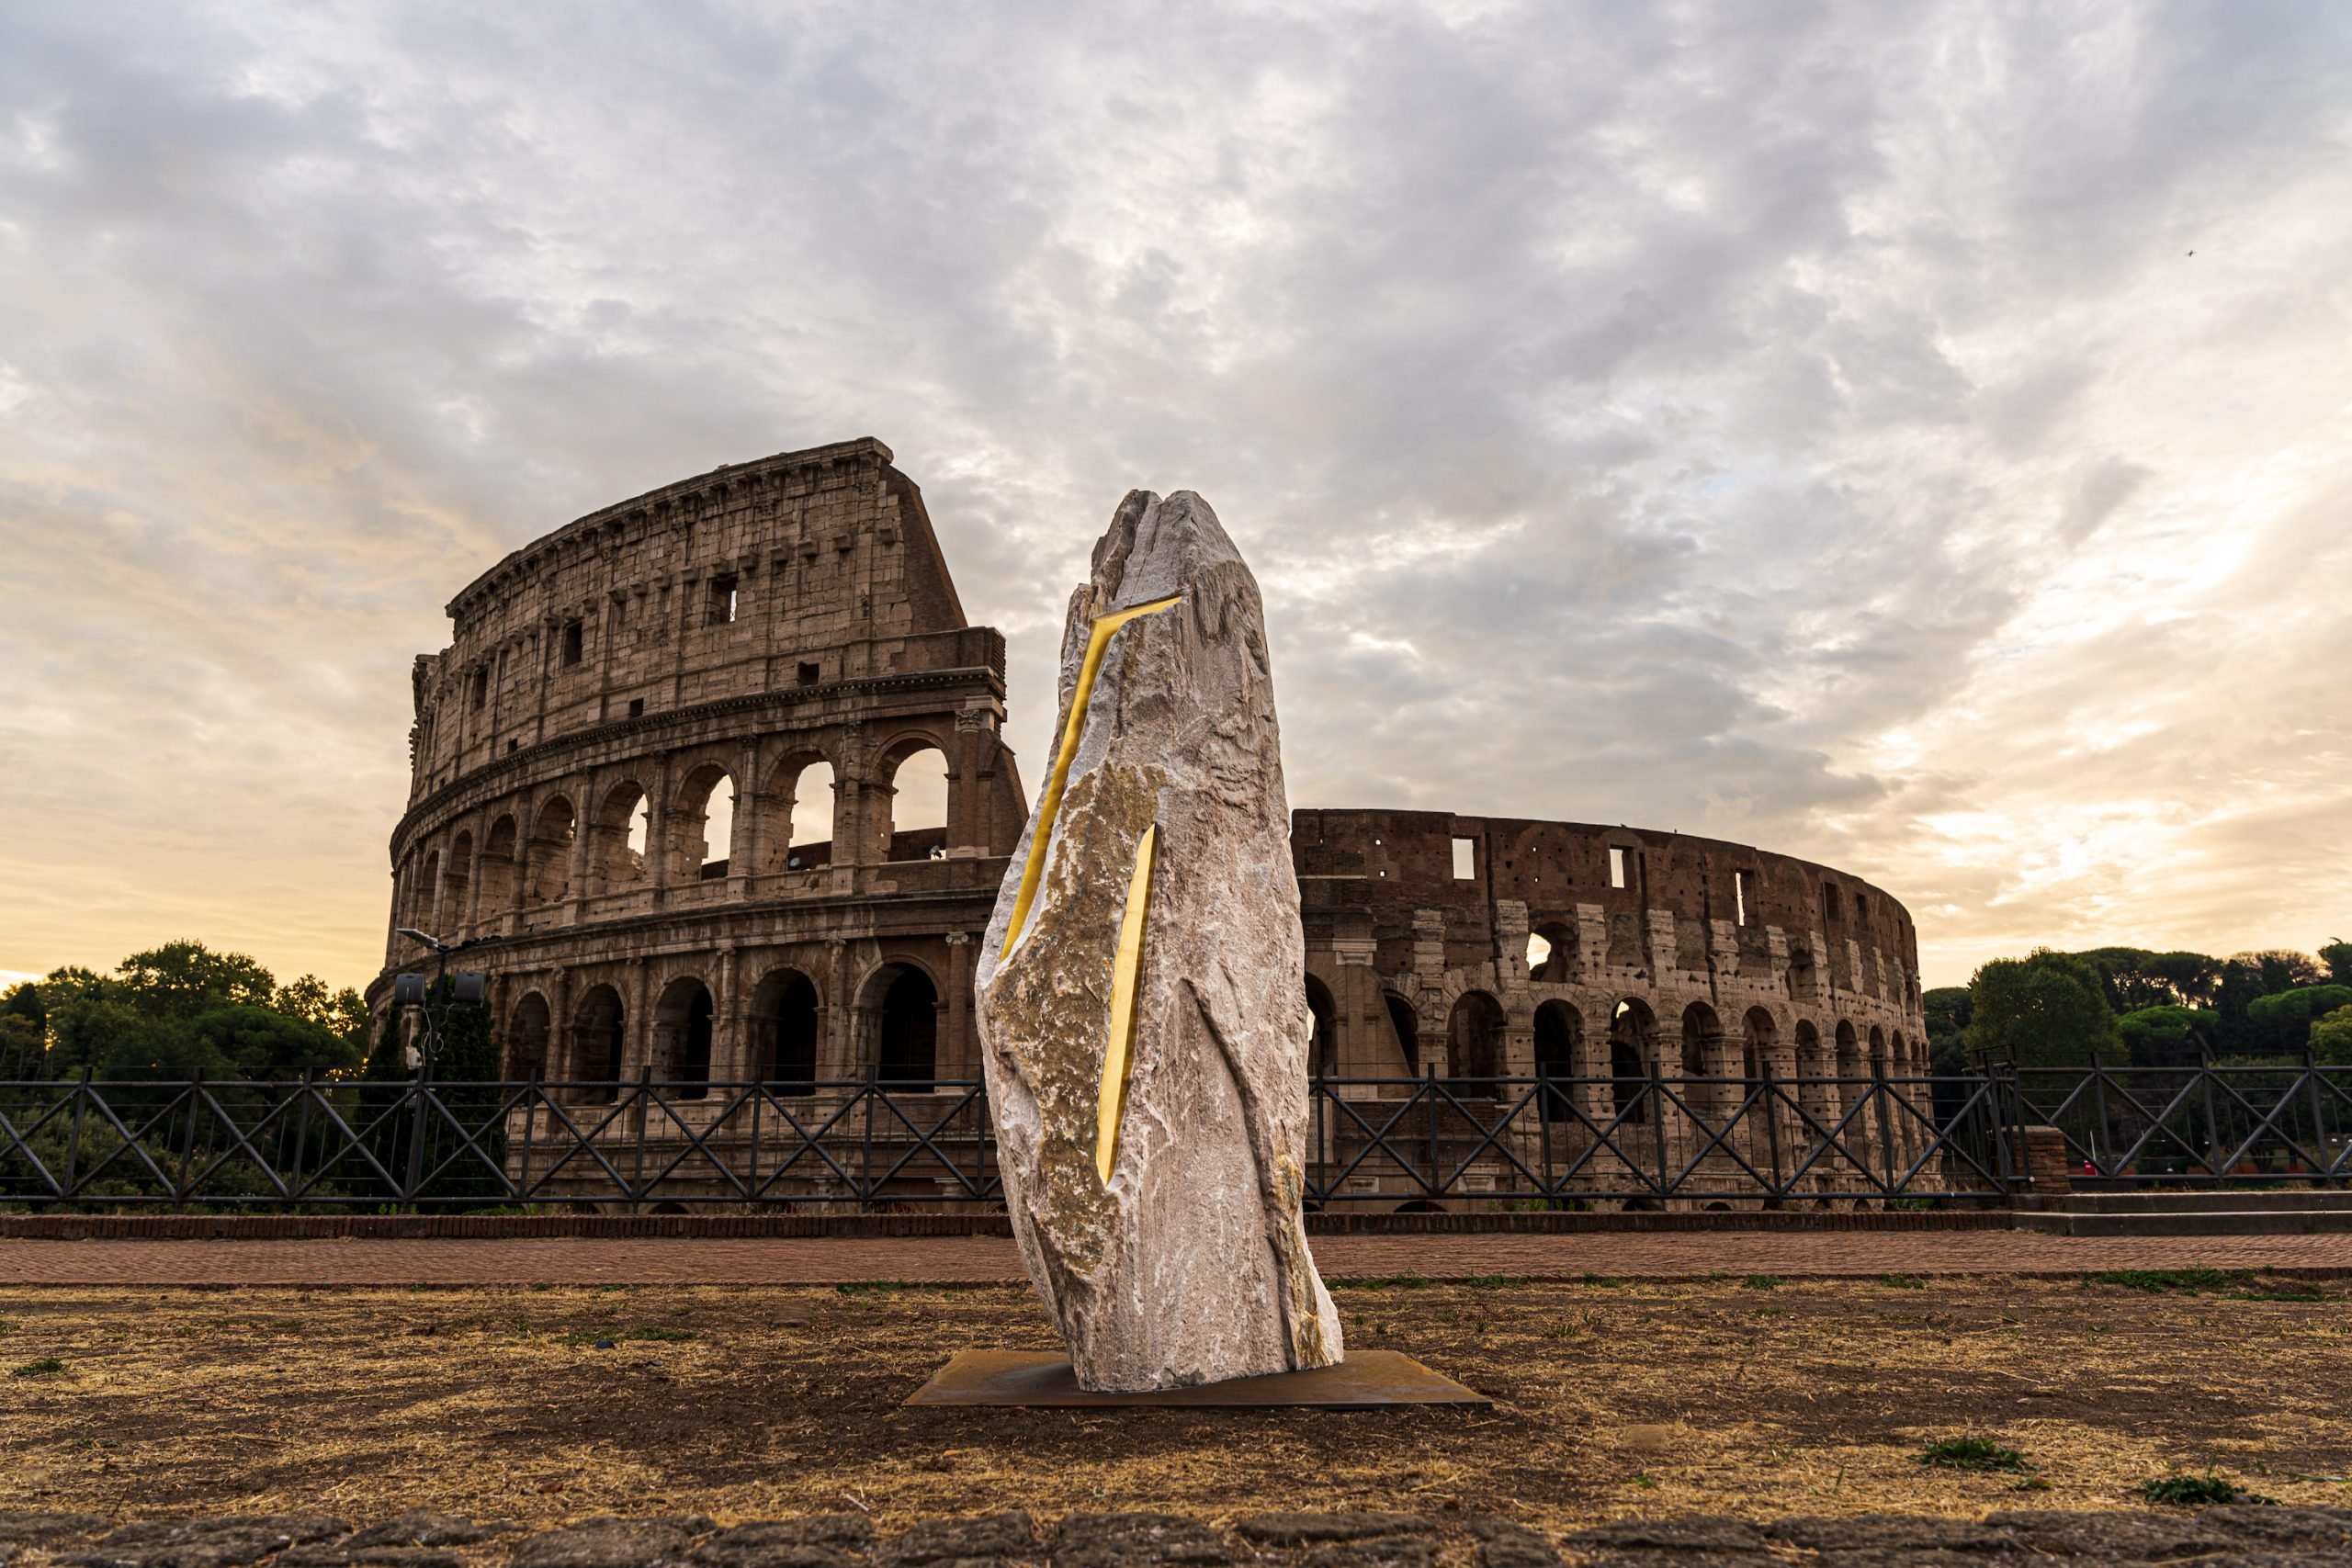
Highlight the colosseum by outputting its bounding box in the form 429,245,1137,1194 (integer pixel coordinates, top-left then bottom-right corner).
378,437,1934,1203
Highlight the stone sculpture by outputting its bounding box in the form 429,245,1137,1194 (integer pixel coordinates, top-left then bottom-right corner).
973,489,1344,1392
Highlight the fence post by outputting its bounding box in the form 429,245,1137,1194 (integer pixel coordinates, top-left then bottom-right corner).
1649,1061,1669,1198
293,1066,317,1200
862,1058,880,1207
175,1066,204,1212
66,1066,91,1197
517,1067,540,1206
1761,1060,1785,1201
1423,1063,1440,1198
2199,1045,2224,1179
1872,1059,1895,1192
2086,1049,2110,1178
1537,1064,1555,1201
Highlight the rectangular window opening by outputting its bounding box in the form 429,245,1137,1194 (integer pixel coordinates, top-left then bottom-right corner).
1451,837,1476,880
1824,882,1840,921
1735,869,1752,927
1608,845,1629,889
628,698,645,718
561,620,584,666
797,660,820,685
707,574,740,626
470,668,488,710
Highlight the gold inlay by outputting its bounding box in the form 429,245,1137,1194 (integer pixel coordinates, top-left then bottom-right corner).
1000,592,1182,957
1095,821,1157,1186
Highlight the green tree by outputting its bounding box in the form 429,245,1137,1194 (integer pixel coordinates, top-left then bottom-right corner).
113,942,277,1019
2245,985,2352,1052
2070,947,2222,1012
0,982,44,1078
1964,950,2120,1067
2320,940,2352,987
2311,1006,2352,1065
2116,1004,2213,1062
1923,986,1973,1076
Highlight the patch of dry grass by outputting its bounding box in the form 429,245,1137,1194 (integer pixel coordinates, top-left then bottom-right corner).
0,1275,2344,1535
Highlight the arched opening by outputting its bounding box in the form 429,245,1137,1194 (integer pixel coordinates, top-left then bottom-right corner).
504,991,550,1078
1304,976,1338,1079
882,743,951,862
1793,1019,1825,1076
1534,1000,1579,1116
1742,1007,1778,1080
748,969,820,1095
1868,1024,1889,1075
571,984,626,1101
1834,1019,1861,1080
479,815,517,918
417,850,441,928
676,768,736,881
1384,994,1420,1077
590,782,652,894
1610,998,1656,1125
525,796,576,907
654,976,715,1099
1891,1030,1910,1077
872,964,938,1090
1680,1001,1723,1079
1446,990,1506,1082
444,832,473,931
1527,921,1578,983
781,761,837,871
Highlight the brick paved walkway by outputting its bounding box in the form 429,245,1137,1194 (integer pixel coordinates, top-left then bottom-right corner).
2,1229,2347,1286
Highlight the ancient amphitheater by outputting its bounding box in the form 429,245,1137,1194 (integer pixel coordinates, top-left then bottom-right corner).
377,437,1933,1201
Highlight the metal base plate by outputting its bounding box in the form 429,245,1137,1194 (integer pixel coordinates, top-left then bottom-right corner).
905,1348,1490,1408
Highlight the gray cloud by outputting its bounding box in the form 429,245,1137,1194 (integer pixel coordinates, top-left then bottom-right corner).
2,0,2347,988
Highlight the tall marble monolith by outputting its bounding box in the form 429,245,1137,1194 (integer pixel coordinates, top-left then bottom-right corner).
973,489,1343,1393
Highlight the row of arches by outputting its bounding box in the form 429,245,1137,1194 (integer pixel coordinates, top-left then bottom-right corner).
396,739,955,938
1304,976,1922,1088
500,962,943,1100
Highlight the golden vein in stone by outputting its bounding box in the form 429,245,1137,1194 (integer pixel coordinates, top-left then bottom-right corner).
1095,820,1157,1187
1001,592,1182,958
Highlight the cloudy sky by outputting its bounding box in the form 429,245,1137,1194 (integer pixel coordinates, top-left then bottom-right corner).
3,1,2346,993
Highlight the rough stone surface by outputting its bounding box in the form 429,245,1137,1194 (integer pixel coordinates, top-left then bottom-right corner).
1048,1513,1228,1567
1232,1517,1433,1548
510,1518,714,1568
974,490,1341,1391
17,1509,2352,1568
690,1518,875,1568
343,1517,521,1552
876,1514,1036,1566
61,1517,348,1568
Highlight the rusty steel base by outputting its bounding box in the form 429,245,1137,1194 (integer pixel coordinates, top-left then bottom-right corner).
905,1348,1490,1408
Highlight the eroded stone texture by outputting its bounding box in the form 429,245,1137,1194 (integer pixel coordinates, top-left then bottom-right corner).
974,489,1343,1391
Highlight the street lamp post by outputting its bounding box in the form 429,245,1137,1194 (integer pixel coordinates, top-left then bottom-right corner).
390,928,500,1205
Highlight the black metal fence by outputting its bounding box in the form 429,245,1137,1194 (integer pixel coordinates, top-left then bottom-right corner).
2,1061,2346,1210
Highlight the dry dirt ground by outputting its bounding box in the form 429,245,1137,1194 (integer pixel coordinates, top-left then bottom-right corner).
1,1273,2346,1537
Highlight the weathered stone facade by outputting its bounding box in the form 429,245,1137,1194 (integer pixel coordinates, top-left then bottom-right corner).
376,437,1027,1095
374,439,1928,1201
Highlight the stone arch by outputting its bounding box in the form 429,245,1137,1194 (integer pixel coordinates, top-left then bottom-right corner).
571,983,626,1100
504,990,550,1078
1445,990,1507,1082
859,961,940,1090
1304,974,1338,1079
479,814,518,917
876,734,952,863
653,975,716,1098
760,750,838,873
1867,1023,1889,1073
1834,1019,1861,1079
1679,1000,1724,1078
444,831,473,930
1610,998,1657,1124
1528,920,1579,983
524,795,576,907
747,967,821,1094
1742,1006,1778,1078
1383,991,1421,1076
1533,999,1579,1078
673,764,736,882
588,779,653,895
417,848,442,928
1793,1019,1826,1076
